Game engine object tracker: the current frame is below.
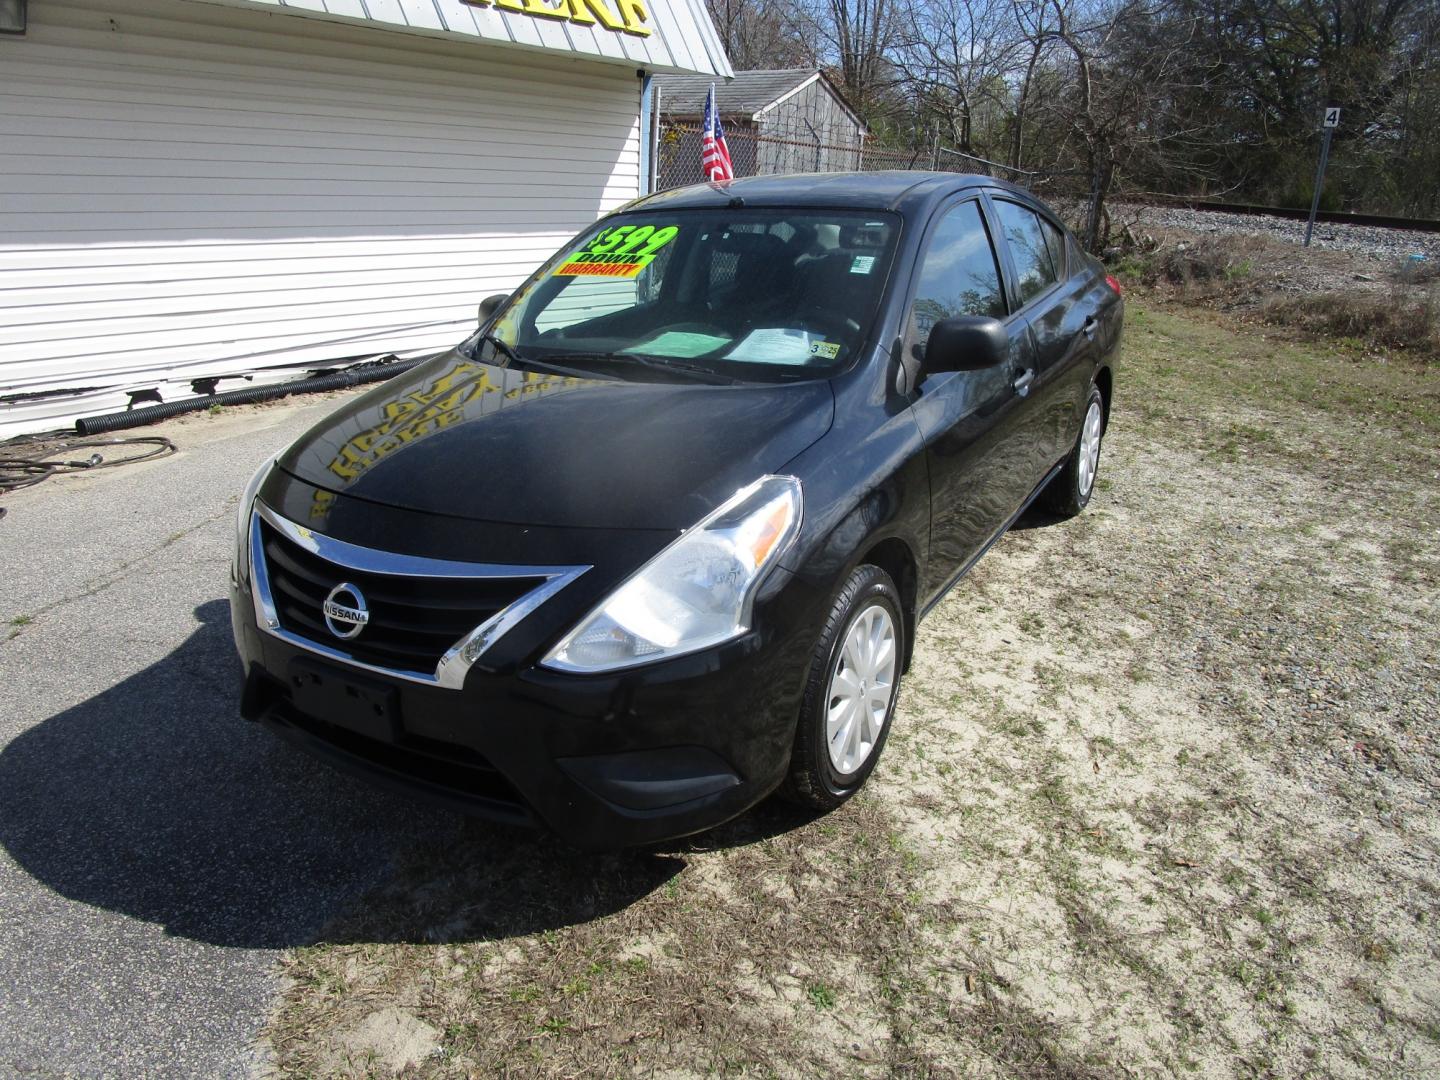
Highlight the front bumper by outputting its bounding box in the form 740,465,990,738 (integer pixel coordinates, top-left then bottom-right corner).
230,564,821,850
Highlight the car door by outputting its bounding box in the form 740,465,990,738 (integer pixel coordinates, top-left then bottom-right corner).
904,197,1045,601
987,196,1096,473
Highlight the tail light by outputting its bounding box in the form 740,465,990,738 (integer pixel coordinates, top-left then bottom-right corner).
1105,274,1123,296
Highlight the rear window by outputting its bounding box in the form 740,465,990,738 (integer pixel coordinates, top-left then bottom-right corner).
993,200,1059,305
1040,217,1067,279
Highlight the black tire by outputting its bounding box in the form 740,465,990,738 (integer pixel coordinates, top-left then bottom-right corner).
1041,384,1106,517
781,564,905,810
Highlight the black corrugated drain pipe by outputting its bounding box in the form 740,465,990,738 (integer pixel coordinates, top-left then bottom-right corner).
74,358,430,437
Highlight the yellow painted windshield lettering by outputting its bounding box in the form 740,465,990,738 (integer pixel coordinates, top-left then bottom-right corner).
636,225,678,253
612,225,655,254
588,226,635,254
554,222,680,277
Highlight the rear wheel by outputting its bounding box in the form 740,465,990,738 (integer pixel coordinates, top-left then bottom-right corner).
782,564,905,809
1042,385,1105,517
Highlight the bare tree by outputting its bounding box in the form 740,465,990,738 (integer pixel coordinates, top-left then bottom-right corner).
997,0,1208,248
1006,0,1055,170
762,0,1440,219
706,0,814,69
791,0,906,113
902,0,1019,154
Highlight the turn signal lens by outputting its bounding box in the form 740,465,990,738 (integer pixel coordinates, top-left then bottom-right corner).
541,475,803,673
745,499,793,567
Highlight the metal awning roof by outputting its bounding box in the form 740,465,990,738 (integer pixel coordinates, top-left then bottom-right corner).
195,0,733,76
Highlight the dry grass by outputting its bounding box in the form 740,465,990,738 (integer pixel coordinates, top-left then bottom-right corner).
1112,229,1440,361
1263,290,1440,360
265,300,1440,1078
1147,233,1292,297
270,797,1107,1077
1394,256,1440,286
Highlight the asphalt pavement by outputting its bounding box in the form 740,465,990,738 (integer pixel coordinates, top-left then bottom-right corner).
0,396,462,1077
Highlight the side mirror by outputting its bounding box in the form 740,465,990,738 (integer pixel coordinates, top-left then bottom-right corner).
477,293,508,326
924,316,1008,373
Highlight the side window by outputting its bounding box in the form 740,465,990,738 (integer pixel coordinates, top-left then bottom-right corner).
1040,217,1067,280
907,200,1006,360
993,200,1058,305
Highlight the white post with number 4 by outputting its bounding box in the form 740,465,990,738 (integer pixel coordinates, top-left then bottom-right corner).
1306,107,1341,246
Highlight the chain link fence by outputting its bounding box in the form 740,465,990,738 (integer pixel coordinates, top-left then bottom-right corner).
654,122,1032,193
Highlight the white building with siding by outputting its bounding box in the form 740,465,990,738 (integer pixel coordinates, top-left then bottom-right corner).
0,0,731,437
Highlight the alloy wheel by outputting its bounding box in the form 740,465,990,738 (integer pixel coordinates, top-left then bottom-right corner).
825,602,898,774
1077,399,1103,498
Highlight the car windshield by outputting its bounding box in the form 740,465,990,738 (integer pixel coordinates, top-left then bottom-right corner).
471,208,900,383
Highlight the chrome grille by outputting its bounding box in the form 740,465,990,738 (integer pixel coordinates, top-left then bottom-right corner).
248,503,587,688
259,521,541,674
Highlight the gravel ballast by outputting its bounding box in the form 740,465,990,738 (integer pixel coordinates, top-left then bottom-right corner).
1118,202,1440,265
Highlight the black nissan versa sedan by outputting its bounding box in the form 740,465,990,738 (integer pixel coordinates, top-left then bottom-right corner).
230,172,1122,849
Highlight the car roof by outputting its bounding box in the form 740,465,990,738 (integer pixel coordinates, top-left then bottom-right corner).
627,171,1037,218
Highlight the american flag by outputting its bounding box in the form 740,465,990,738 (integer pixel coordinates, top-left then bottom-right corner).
701,84,734,183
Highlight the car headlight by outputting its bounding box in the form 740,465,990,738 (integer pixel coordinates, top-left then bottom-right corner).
541,475,802,673
233,457,273,583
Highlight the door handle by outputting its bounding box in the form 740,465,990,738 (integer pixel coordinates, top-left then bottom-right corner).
1013,368,1035,397
1083,316,1098,339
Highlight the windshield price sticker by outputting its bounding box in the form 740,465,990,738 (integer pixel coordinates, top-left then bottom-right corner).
555,224,679,278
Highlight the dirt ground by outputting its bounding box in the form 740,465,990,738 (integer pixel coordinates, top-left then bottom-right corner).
266,300,1439,1078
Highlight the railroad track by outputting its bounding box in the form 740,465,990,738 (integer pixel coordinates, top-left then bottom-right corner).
1153,199,1440,234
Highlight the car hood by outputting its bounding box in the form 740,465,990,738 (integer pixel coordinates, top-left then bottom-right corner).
278,351,835,530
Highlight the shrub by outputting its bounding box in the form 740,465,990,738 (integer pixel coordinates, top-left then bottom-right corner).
1149,235,1284,296
1262,291,1440,361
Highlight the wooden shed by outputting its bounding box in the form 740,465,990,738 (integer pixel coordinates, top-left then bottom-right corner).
653,69,867,187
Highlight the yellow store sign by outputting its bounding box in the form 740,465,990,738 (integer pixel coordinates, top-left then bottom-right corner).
463,0,652,37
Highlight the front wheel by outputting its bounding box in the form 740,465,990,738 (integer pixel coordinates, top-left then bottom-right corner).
1042,385,1105,517
781,564,905,810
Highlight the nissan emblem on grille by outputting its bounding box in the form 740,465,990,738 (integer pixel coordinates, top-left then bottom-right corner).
322,582,369,640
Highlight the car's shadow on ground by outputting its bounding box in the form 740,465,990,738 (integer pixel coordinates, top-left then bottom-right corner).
0,600,808,950
1010,502,1069,531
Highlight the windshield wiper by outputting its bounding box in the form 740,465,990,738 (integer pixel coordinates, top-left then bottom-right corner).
474,334,612,380
510,354,615,380
534,351,739,385
477,330,520,366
